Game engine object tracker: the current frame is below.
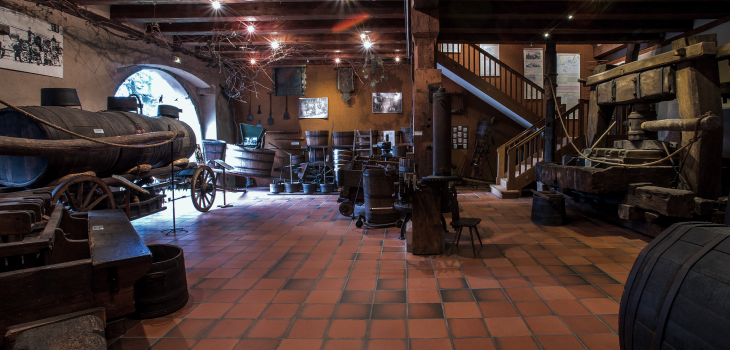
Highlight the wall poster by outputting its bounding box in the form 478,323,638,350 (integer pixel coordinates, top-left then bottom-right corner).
479,44,500,77
523,48,543,100
0,7,63,78
452,126,468,149
372,92,402,113
556,53,581,114
299,97,328,119
272,66,306,96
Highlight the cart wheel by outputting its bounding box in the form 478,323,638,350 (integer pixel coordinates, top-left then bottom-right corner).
191,166,216,212
51,175,115,212
355,219,364,228
396,219,403,228
339,202,355,217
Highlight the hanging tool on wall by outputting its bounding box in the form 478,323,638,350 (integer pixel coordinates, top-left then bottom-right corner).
267,92,274,125
283,95,290,120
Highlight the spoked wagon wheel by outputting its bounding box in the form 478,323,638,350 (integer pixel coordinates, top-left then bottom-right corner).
300,162,335,185
191,166,216,212
51,175,115,212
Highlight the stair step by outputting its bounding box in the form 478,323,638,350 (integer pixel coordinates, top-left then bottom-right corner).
489,184,520,199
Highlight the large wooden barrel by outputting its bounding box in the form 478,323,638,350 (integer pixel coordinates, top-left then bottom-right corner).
306,130,329,161
619,222,730,350
363,168,400,224
226,145,275,176
333,131,354,146
0,106,196,188
134,244,188,319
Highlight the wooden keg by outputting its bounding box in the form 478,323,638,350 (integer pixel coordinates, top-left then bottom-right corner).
333,150,353,186
362,168,400,224
332,131,355,146
400,127,412,144
305,130,329,161
134,244,188,319
226,145,275,176
398,158,414,174
620,222,730,350
393,145,407,158
530,191,566,226
0,106,196,188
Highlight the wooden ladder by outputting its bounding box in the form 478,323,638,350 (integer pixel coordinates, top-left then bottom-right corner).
353,129,375,157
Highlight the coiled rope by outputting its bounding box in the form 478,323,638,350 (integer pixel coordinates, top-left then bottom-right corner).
0,98,178,149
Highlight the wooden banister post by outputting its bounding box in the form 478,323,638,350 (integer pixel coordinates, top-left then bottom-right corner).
507,148,517,190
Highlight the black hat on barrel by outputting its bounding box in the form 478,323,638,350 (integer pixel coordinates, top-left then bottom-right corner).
40,88,81,107
158,105,181,119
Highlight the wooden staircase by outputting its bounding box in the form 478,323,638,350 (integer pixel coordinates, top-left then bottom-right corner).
436,44,545,126
435,43,592,198
491,100,588,198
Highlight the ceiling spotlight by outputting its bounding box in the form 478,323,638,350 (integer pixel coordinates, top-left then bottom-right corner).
247,25,255,33
395,57,400,62
363,41,373,49
335,58,341,63
250,59,256,64
360,33,367,39
335,50,341,53
271,40,280,49
211,0,221,9
544,33,550,38
568,14,573,19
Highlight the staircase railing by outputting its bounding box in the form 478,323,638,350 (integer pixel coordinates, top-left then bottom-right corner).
438,43,545,118
497,99,590,191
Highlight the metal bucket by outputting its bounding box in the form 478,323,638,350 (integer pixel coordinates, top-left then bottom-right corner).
270,183,285,193
320,183,335,193
285,183,301,193
303,183,318,194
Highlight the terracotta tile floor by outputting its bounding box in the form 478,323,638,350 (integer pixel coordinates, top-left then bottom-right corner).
108,187,650,350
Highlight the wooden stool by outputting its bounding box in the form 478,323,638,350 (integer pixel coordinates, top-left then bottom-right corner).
446,186,483,256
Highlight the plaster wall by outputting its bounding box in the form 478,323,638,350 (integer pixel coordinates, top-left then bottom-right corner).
0,0,235,143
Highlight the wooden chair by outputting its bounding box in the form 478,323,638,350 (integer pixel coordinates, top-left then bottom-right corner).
446,186,483,256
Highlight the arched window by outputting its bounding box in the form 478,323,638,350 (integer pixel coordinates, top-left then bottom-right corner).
115,69,202,160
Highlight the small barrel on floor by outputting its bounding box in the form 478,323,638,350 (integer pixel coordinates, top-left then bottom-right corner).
530,190,566,226
302,183,318,194
134,244,188,319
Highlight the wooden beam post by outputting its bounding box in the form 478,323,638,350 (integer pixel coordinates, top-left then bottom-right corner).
674,36,724,199
544,39,557,162
409,0,443,255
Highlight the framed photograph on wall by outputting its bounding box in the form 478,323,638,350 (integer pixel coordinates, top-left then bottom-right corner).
0,7,63,78
372,92,402,113
299,97,328,119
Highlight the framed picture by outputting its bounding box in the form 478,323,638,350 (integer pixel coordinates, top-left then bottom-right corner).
272,66,306,96
453,126,468,149
299,97,328,119
0,7,63,78
372,92,402,114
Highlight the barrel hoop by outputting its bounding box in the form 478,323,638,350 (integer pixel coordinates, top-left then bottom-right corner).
621,223,719,350
651,230,730,350
621,223,705,350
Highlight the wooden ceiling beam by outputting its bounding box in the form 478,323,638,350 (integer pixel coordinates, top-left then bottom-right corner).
229,54,402,62
77,0,397,4
439,1,730,21
440,19,692,34
110,2,405,23
156,19,405,36
174,33,406,45
438,32,664,44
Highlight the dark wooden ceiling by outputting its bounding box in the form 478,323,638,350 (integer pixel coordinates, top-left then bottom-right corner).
70,0,730,63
